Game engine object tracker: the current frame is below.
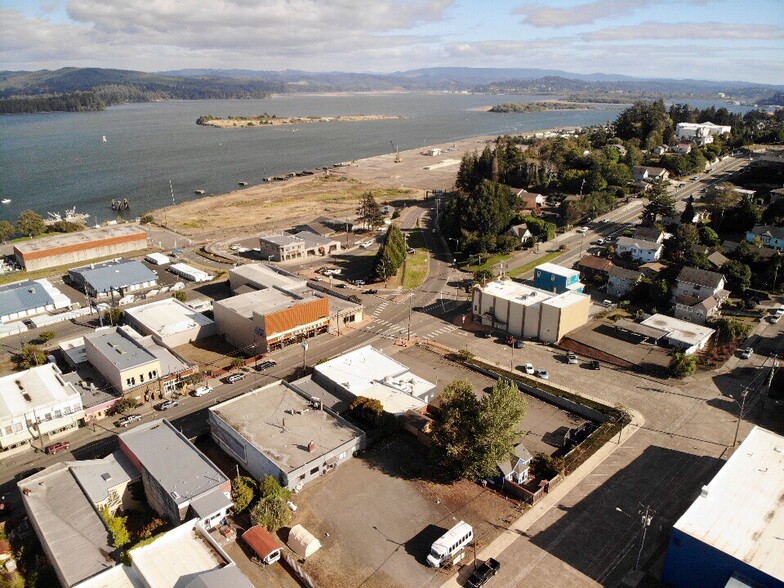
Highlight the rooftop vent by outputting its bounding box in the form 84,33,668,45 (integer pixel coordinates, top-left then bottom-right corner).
101,473,112,482
307,440,316,453
170,491,180,499
700,486,709,498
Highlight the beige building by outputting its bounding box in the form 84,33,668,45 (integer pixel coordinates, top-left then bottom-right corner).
472,278,590,343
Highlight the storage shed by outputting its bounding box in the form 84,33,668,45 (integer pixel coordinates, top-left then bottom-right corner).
242,526,283,564
145,252,170,265
288,524,321,558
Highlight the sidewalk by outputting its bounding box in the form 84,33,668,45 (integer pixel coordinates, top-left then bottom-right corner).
439,407,645,588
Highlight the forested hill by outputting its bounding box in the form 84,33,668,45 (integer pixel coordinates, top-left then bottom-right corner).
0,68,279,114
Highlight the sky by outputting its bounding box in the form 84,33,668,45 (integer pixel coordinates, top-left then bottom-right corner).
2,0,783,84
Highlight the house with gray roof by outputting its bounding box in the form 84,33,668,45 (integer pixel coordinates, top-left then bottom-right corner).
615,236,663,262
746,224,784,251
68,259,157,299
497,443,533,485
674,266,728,324
0,278,71,324
119,419,232,530
607,266,642,298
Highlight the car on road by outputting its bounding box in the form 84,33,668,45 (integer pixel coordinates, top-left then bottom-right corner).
587,360,601,370
467,557,501,588
479,331,493,339
227,373,246,383
536,369,550,380
363,288,379,295
158,399,179,411
595,238,605,245
514,339,524,348
354,279,366,286
576,226,589,234
524,363,535,375
193,386,213,397
117,414,142,427
566,352,578,364
740,347,754,359
769,314,781,324
257,360,277,371
45,441,70,455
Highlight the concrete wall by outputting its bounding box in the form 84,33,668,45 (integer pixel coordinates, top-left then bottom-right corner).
17,236,147,272
555,297,591,341
213,303,255,349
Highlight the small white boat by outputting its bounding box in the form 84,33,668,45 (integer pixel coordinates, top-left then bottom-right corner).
1,199,10,204
194,189,205,195
102,135,107,143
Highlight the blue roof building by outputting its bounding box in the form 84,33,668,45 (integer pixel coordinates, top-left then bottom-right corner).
68,259,157,298
0,278,71,323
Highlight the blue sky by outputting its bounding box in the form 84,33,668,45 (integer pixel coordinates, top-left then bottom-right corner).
2,0,783,83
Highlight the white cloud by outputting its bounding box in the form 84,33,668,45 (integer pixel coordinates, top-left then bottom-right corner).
516,0,654,28
585,22,784,41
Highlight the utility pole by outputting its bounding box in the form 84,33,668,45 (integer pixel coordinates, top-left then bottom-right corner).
732,388,749,447
407,293,412,341
635,505,653,570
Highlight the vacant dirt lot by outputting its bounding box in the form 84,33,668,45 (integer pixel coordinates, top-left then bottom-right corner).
294,435,521,588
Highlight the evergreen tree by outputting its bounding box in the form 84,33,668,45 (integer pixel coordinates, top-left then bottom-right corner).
16,210,46,237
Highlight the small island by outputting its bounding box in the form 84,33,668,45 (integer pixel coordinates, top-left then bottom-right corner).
488,101,594,113
196,113,402,127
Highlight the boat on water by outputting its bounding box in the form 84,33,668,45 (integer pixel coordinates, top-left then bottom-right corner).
1,199,10,204
46,207,90,225
110,198,131,211
238,181,248,186
194,189,205,195
102,135,107,143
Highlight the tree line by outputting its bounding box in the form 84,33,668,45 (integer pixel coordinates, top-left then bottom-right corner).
0,210,83,243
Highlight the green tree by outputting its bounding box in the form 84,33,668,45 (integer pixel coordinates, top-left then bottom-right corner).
712,317,753,344
100,507,131,549
473,268,494,283
113,396,139,414
358,192,384,231
173,291,187,302
38,331,56,343
16,210,47,238
708,182,741,230
0,220,15,243
669,352,697,378
721,260,752,292
723,195,759,233
231,475,257,513
665,224,700,264
641,185,676,226
14,344,47,369
698,225,720,247
348,396,385,428
250,476,293,532
431,378,527,481
103,307,124,326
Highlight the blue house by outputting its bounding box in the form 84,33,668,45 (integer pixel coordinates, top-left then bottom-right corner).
533,262,584,294
746,224,784,251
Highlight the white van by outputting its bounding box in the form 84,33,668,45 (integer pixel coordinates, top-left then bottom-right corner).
426,521,473,567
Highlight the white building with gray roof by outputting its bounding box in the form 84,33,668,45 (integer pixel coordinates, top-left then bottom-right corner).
0,278,71,324
69,259,157,299
124,298,216,347
119,419,232,530
209,381,365,491
0,364,84,457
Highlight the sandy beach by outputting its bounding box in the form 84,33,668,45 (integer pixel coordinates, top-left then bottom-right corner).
198,114,402,128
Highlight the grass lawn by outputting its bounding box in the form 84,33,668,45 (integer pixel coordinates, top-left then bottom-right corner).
403,249,429,289
507,250,564,278
463,252,512,272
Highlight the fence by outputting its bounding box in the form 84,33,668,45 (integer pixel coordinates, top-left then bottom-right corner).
281,552,320,588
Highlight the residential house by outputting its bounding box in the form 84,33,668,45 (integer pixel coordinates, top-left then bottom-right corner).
632,226,665,243
706,251,729,269
506,223,533,246
638,262,666,279
671,143,692,154
675,122,731,146
769,187,784,203
652,145,667,156
615,236,663,263
576,255,614,282
516,189,545,215
632,166,670,184
533,262,585,294
673,266,729,324
497,444,533,485
746,225,784,251
607,266,642,298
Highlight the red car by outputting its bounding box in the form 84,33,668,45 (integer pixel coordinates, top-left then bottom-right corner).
44,441,70,455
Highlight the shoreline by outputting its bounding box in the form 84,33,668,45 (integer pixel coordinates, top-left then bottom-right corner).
197,114,403,128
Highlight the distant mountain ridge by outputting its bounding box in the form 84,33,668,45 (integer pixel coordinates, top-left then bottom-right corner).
1,66,783,114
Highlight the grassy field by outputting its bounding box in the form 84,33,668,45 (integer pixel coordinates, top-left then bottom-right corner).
507,250,564,278
403,249,429,289
463,252,512,272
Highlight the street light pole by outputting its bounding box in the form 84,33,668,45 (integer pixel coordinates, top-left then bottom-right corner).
407,293,412,341
635,505,653,570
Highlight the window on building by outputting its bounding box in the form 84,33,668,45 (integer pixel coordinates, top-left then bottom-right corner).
54,410,62,418
149,371,155,380
15,423,23,433
339,452,346,460
310,466,319,475
126,378,132,387
4,426,12,435
63,406,70,415
139,374,145,383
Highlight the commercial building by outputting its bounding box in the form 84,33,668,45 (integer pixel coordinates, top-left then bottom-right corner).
312,345,436,414
209,381,365,490
13,225,147,272
168,262,213,282
213,288,330,353
119,419,232,529
229,263,309,295
472,278,590,343
640,313,715,354
662,426,783,588
259,231,340,262
124,298,217,347
68,259,157,299
675,121,732,145
0,278,71,324
84,326,195,397
533,262,584,294
0,364,84,457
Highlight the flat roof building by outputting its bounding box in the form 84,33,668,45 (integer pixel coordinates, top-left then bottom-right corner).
533,262,584,294
69,259,157,299
13,225,147,272
312,345,435,414
229,263,309,295
120,419,232,529
0,364,84,457
259,231,340,263
663,426,784,588
124,298,216,347
209,381,365,490
0,278,71,324
473,278,590,343
640,313,715,354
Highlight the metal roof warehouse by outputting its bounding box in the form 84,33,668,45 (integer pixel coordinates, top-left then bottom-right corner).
68,258,157,298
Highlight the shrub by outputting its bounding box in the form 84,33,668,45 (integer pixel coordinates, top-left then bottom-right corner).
113,396,140,415
231,476,257,513
14,345,46,369
231,357,245,368
173,291,187,302
669,352,697,378
38,331,56,343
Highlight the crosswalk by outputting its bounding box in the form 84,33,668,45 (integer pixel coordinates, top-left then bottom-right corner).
367,317,407,340
370,301,389,318
420,299,457,313
419,324,466,341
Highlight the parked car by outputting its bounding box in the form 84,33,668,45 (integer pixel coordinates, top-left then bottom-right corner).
595,238,605,245
227,373,246,383
587,360,601,370
193,386,213,397
354,279,366,286
769,314,781,324
524,363,535,375
44,441,70,455
257,360,277,371
537,369,550,380
406,248,415,254
467,558,501,588
740,347,754,359
159,399,179,411
514,339,524,349
117,414,142,427
566,352,578,365
480,331,493,339
363,288,379,295
576,226,589,234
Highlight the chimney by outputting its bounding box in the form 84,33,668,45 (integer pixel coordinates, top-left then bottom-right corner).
307,440,316,453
